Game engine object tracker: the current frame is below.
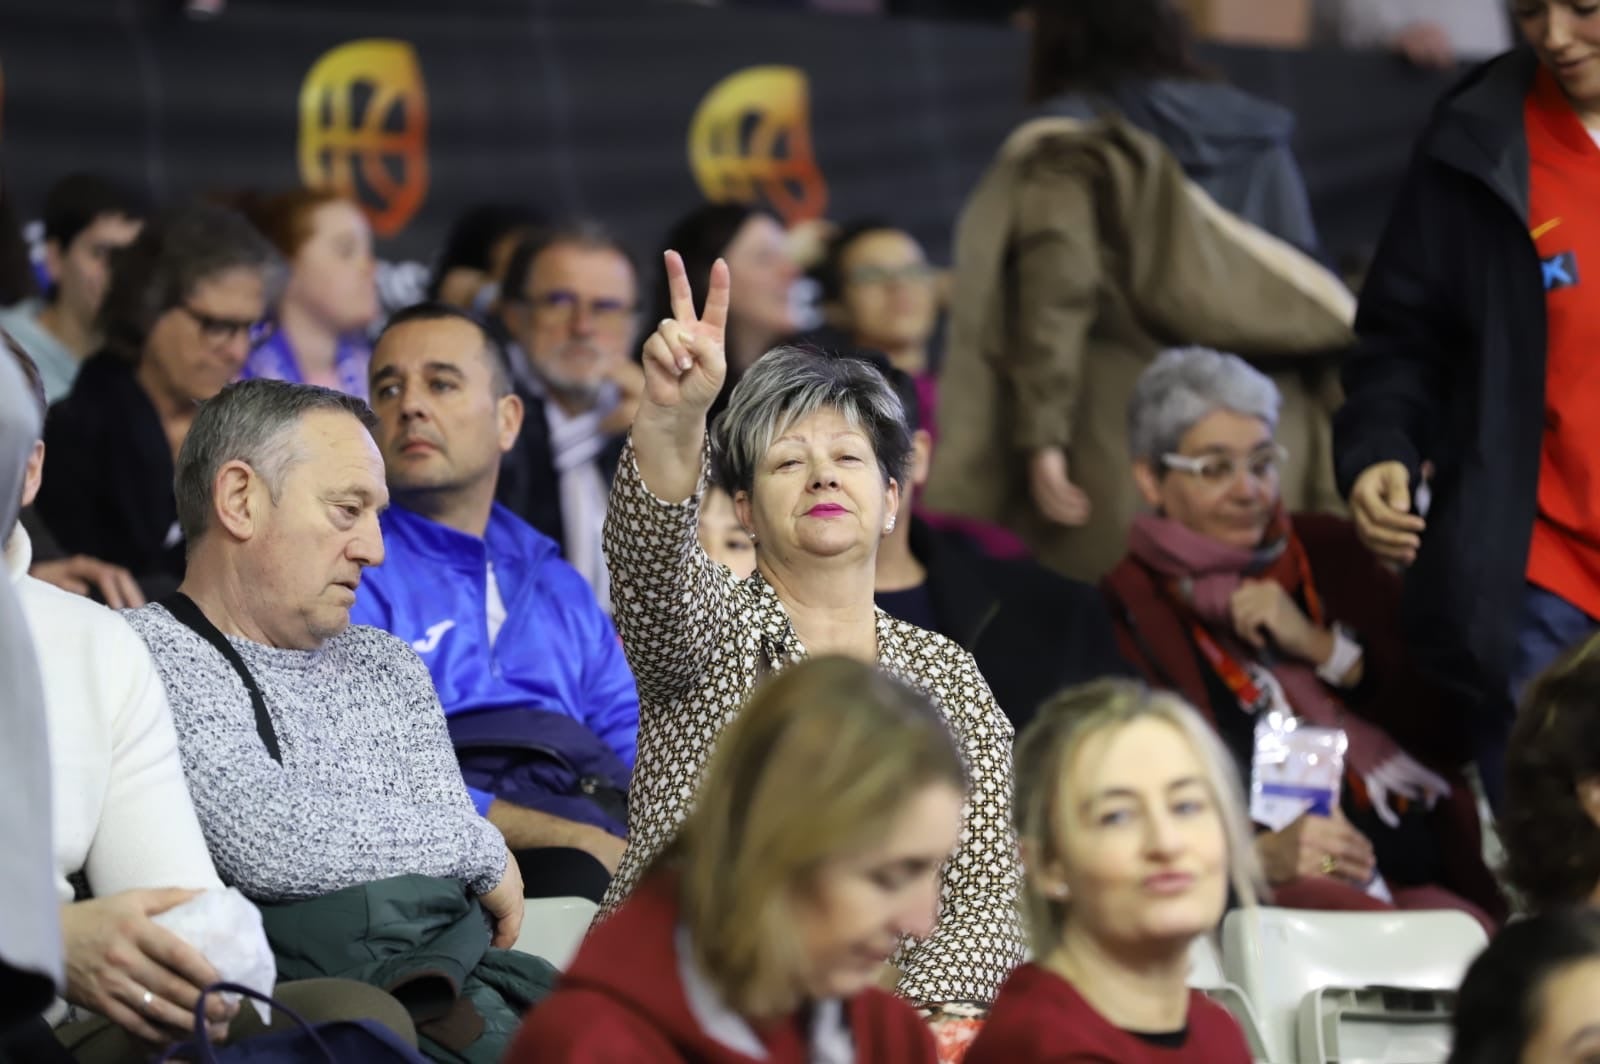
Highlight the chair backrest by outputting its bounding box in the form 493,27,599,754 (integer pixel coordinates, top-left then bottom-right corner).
513,896,599,970
1189,935,1227,989
1222,907,1487,1064
1298,985,1458,1064
1192,934,1272,1062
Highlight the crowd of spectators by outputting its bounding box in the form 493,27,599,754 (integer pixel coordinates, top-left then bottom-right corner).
3,0,1599,1060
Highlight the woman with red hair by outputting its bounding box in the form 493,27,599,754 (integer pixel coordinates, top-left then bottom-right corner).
242,188,379,398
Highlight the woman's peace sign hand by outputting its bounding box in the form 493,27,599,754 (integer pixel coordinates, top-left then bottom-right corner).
640,250,730,416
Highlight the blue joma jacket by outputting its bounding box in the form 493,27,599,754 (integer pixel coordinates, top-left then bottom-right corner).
351,503,639,817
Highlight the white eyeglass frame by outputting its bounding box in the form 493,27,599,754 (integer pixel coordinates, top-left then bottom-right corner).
1159,442,1289,484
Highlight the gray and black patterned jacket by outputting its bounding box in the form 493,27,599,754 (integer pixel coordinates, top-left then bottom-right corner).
600,442,1025,1007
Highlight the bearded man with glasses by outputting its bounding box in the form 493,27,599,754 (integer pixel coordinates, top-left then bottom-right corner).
490,221,643,611
32,203,280,599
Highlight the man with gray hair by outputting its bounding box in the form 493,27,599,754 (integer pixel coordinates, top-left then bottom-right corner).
122,379,524,933
492,222,644,610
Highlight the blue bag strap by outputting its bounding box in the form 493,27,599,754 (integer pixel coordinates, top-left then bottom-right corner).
153,982,335,1064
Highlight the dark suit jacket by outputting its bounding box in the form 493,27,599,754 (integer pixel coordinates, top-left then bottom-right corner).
883,517,1134,735
495,389,626,557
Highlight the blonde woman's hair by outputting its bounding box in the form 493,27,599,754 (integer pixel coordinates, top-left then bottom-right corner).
1013,678,1262,959
674,656,968,1019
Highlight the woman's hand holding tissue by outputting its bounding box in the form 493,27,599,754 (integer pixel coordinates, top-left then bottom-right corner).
61,888,238,1045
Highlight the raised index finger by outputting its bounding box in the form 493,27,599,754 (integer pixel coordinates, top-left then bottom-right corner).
700,257,731,337
664,250,698,325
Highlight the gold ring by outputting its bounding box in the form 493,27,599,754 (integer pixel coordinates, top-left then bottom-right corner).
1320,854,1337,875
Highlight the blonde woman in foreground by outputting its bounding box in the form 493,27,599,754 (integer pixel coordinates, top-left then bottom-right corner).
966,680,1260,1063
507,656,964,1062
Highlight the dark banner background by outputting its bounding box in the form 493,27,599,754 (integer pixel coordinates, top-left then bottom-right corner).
1,0,1462,280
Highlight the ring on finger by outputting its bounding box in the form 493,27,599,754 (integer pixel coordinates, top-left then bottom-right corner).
140,987,155,1011
1320,853,1337,876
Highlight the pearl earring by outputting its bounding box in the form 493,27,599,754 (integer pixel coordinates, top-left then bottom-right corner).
884,517,897,534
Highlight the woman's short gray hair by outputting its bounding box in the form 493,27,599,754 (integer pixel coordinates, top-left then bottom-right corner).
1127,346,1281,462
710,346,912,495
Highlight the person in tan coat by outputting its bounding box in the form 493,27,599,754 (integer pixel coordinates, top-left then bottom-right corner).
926,113,1355,582
925,0,1356,582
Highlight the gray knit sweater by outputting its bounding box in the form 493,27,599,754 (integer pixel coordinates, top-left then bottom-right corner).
125,604,508,901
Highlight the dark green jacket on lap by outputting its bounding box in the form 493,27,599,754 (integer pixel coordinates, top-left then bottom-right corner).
259,875,556,1064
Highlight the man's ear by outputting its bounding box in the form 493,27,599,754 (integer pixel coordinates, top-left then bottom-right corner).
492,300,526,339
212,460,263,542
20,440,44,509
497,392,525,454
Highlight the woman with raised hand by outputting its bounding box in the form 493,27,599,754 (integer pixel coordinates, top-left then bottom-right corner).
966,680,1258,1063
509,657,961,1062
651,204,799,390
598,251,1023,1013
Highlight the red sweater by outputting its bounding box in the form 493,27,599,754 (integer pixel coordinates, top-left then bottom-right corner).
504,872,939,1063
963,963,1250,1064
1524,66,1600,620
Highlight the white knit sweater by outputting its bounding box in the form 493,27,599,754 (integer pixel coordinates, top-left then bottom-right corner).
123,598,508,901
5,527,222,903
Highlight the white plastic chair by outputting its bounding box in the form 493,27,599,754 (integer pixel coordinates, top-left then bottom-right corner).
1189,935,1272,1063
513,896,599,970
1222,907,1486,1064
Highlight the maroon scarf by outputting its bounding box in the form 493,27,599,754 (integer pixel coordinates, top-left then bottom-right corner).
1128,510,1399,777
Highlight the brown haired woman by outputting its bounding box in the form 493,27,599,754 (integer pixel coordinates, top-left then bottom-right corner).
1503,630,1600,912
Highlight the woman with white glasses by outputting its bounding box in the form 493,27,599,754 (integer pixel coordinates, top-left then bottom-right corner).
1101,347,1504,926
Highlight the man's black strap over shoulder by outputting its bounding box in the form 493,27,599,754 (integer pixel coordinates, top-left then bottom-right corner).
159,591,282,764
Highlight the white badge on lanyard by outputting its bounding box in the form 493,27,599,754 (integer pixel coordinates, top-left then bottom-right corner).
1249,678,1347,834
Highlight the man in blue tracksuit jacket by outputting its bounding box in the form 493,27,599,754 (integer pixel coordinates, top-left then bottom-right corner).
354,302,639,901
